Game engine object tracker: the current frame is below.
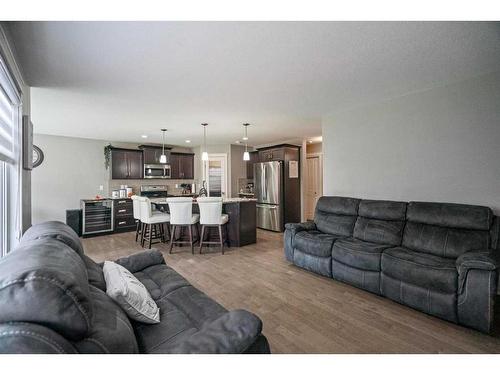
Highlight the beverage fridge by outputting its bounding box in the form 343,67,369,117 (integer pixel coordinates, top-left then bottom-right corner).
254,160,300,232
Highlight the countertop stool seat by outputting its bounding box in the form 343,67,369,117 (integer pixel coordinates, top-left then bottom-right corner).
167,197,200,254
198,197,229,255
138,196,170,249
131,195,142,242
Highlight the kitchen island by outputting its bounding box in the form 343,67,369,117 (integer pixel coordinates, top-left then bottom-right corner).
151,198,257,247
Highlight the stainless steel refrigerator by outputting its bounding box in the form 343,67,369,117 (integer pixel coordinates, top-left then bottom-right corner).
254,161,284,231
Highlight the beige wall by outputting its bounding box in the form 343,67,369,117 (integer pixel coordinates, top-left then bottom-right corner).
323,71,500,214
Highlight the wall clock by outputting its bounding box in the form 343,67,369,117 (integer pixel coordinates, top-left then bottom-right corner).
32,145,44,168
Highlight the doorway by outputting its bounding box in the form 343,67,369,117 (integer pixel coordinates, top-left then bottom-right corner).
202,154,228,198
305,153,323,220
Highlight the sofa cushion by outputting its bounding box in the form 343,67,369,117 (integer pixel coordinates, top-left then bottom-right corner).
353,200,406,246
406,201,493,230
133,263,192,301
332,238,390,272
294,230,338,257
73,286,139,353
402,222,490,259
0,239,92,341
381,247,457,294
314,196,360,236
19,221,84,256
358,199,407,220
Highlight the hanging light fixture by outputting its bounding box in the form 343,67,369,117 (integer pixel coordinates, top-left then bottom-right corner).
201,123,209,161
243,123,250,161
159,128,167,164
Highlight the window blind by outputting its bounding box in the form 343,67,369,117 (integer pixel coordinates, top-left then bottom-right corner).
0,59,20,164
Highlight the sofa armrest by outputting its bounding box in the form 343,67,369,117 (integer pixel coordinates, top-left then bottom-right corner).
168,310,263,354
456,250,499,294
285,221,317,235
114,250,165,273
284,222,317,262
0,323,77,354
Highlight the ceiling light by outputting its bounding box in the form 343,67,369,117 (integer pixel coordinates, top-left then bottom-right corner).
235,140,240,144
160,129,167,164
243,123,250,161
141,135,148,139
201,123,209,161
185,140,191,143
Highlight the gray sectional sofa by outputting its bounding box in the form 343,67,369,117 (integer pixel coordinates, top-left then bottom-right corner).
285,197,500,333
0,221,270,353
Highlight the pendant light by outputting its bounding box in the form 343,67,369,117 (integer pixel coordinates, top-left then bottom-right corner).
201,123,209,161
159,128,167,164
243,123,250,161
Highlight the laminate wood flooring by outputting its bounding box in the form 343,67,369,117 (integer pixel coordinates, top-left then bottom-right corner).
83,229,500,353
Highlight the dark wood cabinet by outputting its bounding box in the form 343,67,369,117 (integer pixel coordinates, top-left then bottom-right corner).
258,148,285,162
170,152,194,179
111,148,143,179
113,198,136,232
140,145,171,164
246,151,259,179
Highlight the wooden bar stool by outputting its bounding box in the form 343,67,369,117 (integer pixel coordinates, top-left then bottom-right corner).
167,197,199,254
138,196,170,249
197,197,229,254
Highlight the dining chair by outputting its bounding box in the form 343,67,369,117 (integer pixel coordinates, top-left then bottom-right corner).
131,195,142,242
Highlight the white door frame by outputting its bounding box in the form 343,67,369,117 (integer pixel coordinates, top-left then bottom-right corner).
305,152,323,220
202,153,228,197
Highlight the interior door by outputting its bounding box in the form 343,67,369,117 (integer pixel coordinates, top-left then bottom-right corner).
203,154,227,197
305,156,322,220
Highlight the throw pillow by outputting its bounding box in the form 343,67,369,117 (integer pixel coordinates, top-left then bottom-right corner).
103,261,160,324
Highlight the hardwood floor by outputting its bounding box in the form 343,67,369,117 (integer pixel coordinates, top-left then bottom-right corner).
83,229,500,353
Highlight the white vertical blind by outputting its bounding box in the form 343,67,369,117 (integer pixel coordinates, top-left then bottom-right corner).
0,59,20,164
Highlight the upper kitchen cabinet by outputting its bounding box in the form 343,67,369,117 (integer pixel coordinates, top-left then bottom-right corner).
258,147,285,162
246,151,259,179
170,152,194,179
139,145,171,164
111,148,143,179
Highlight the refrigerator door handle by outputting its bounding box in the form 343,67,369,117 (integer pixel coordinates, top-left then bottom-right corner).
256,204,277,209
262,165,267,201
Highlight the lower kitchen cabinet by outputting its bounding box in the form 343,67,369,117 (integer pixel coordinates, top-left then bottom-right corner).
113,198,136,232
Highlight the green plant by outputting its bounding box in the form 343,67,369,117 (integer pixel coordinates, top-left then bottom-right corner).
104,144,112,169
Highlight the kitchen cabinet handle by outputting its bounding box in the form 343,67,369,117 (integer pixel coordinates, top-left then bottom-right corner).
118,221,126,225
118,200,127,204
118,209,127,213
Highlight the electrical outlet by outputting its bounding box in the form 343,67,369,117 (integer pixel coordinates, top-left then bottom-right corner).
99,185,104,191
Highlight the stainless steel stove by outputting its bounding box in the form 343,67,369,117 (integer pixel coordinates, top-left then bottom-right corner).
140,185,168,198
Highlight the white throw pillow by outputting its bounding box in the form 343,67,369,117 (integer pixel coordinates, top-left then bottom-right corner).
103,261,160,324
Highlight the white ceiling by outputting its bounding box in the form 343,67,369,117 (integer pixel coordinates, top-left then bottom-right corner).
6,21,500,146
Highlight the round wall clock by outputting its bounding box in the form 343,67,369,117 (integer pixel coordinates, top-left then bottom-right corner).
32,145,44,168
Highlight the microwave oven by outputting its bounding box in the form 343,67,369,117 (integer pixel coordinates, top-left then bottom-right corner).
144,164,171,179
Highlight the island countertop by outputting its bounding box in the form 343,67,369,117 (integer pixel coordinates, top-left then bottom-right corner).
150,198,256,247
150,197,257,204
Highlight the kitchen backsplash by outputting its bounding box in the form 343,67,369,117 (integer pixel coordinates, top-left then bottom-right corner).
109,179,199,196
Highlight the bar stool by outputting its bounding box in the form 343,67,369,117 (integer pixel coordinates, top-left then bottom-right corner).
138,196,171,249
131,195,142,242
167,197,199,254
197,197,229,254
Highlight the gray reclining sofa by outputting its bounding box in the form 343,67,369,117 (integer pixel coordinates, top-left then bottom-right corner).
285,196,500,333
0,221,270,353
